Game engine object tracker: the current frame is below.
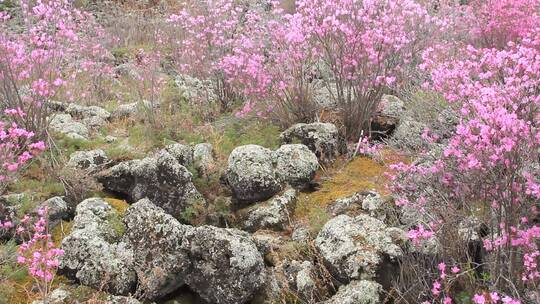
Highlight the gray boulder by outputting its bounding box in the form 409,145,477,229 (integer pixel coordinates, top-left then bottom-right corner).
174,74,218,106
193,143,215,176
40,196,69,227
391,117,427,151
226,145,282,204
66,103,111,121
242,188,297,232
107,296,143,304
65,104,110,129
322,280,382,304
280,123,340,162
378,95,405,118
315,214,402,282
273,144,319,188
49,114,89,140
113,100,155,120
122,199,192,300
165,143,193,167
98,150,205,221
280,260,318,301
182,225,267,304
59,198,136,295
66,149,110,172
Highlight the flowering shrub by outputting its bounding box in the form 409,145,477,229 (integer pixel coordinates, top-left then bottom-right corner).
171,0,434,134
221,4,320,125
293,0,433,139
167,0,249,111
16,207,64,302
468,0,540,49
0,0,113,138
389,29,540,302
426,0,540,49
0,109,46,192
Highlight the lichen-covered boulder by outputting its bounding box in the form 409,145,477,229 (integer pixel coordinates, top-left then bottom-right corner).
315,214,402,282
279,260,318,302
98,150,205,221
112,100,155,120
391,117,427,151
66,104,111,121
165,143,193,166
107,296,143,304
40,196,69,227
49,114,89,140
193,143,215,176
280,123,340,162
174,74,218,106
59,198,136,295
322,280,382,304
226,145,282,204
377,95,405,119
241,188,297,232
122,199,193,300
65,104,110,129
181,225,267,304
67,149,110,172
273,144,319,188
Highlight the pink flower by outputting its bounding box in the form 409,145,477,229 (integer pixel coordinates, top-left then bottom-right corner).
472,294,486,304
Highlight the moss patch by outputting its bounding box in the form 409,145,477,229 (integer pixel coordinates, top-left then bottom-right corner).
104,198,130,216
51,221,74,246
295,149,408,233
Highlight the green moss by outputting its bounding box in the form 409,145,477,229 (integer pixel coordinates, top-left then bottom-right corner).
106,211,126,238
52,221,74,246
104,198,130,216
295,150,408,233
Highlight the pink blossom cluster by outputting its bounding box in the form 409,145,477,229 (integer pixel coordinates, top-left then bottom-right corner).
472,293,521,304
16,207,64,300
354,135,383,158
0,108,46,188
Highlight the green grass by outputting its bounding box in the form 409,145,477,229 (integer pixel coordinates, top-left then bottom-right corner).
8,175,64,202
